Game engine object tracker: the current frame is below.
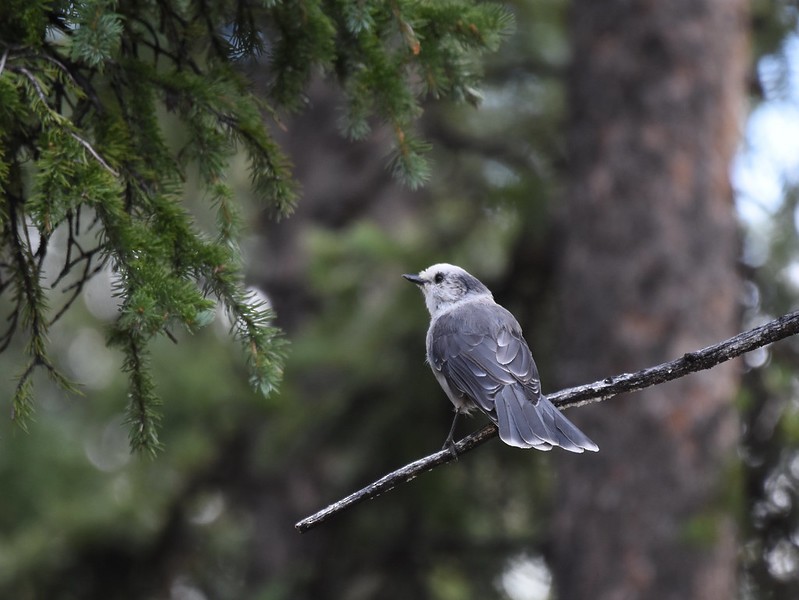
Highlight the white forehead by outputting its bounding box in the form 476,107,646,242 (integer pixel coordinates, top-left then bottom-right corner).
419,263,466,279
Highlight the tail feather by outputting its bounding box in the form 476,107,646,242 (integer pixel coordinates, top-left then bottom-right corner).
505,386,559,447
540,396,599,453
493,385,598,453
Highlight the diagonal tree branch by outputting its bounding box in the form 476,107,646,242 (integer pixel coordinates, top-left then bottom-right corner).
295,310,799,533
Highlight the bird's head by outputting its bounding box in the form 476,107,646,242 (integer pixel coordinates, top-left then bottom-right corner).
403,263,492,317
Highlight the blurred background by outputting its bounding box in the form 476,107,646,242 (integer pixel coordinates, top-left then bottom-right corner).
3,0,799,598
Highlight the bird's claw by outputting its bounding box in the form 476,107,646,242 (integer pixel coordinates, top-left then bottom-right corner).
442,438,459,461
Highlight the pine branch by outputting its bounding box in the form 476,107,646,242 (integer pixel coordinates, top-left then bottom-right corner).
2,0,516,440
14,66,118,176
294,309,799,533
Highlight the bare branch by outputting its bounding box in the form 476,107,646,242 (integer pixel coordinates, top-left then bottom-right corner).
67,131,119,177
295,309,799,533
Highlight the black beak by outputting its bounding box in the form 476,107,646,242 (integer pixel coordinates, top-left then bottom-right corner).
403,273,425,286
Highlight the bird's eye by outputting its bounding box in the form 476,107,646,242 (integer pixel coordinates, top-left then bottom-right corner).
434,272,444,284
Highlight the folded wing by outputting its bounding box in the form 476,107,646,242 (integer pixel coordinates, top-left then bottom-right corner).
429,304,598,453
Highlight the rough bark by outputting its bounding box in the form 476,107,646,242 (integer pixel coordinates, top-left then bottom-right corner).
551,1,749,599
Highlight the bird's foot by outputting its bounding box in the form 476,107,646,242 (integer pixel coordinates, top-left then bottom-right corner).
442,438,459,461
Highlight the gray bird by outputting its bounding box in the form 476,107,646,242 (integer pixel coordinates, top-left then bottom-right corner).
403,263,598,453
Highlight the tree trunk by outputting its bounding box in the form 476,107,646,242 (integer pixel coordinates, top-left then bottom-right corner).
550,1,748,599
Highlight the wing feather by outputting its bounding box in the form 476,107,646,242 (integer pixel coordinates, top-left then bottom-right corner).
429,302,598,453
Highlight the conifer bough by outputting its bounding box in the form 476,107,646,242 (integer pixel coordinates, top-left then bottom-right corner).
0,0,513,452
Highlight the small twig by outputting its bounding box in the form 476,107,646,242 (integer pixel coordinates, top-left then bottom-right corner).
0,306,19,353
38,53,83,94
15,67,119,178
295,309,799,533
0,49,9,77
16,65,50,104
68,131,119,177
49,253,106,326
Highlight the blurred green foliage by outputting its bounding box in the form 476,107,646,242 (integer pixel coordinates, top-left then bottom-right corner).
1,0,799,599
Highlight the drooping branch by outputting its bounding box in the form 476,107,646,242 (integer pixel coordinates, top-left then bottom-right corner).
295,309,799,533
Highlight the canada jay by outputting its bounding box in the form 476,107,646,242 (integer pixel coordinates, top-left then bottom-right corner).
404,263,598,453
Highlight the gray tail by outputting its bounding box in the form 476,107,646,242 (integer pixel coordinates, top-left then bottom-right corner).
494,385,599,453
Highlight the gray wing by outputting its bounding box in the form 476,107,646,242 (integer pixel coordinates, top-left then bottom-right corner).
429,303,598,453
